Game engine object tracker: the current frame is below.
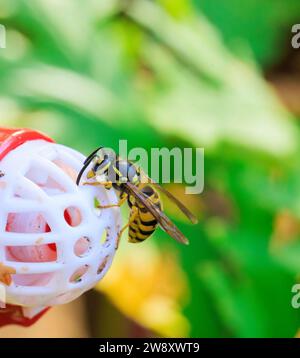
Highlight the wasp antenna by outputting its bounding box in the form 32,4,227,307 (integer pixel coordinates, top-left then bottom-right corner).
76,165,87,185
76,154,96,185
83,146,103,165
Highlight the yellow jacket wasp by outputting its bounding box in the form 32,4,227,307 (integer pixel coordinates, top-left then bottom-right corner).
76,147,198,245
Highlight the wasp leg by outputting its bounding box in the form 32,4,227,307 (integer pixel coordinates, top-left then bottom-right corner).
116,206,138,249
97,193,128,209
83,181,112,187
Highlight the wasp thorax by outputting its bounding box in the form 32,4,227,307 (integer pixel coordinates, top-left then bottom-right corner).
108,159,140,186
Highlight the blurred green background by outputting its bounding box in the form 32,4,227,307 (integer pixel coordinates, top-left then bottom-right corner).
1,0,300,338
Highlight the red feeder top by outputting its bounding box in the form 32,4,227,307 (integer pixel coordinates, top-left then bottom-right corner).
0,127,54,161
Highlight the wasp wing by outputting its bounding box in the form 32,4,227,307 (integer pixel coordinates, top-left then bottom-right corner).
126,183,189,245
140,172,198,224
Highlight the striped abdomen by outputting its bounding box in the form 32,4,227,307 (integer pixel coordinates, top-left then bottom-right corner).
128,185,161,243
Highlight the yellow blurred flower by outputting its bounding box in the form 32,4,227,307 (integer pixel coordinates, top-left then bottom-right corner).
270,210,300,251
95,241,190,337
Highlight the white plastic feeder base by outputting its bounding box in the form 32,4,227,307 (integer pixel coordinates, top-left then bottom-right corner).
0,140,121,308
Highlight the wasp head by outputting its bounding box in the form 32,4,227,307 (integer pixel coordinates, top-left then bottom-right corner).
76,147,116,185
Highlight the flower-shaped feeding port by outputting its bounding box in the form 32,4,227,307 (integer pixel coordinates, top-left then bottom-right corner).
0,128,121,322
